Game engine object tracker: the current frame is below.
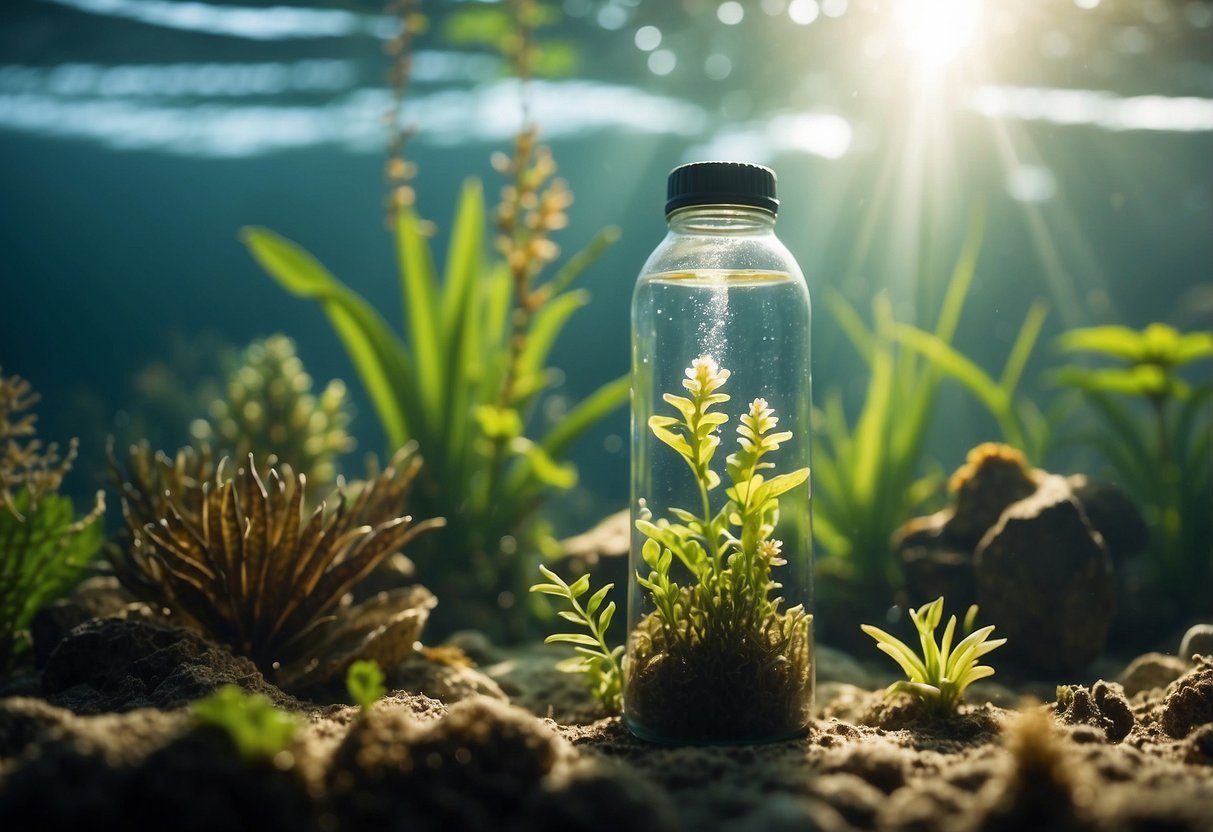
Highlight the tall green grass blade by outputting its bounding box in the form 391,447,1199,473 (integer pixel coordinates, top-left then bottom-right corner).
541,373,630,460
396,208,442,434
548,226,620,295
1000,298,1049,396
517,289,590,386
241,227,414,448
440,180,486,482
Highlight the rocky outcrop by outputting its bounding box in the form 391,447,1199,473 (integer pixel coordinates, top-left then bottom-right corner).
41,618,297,713
975,476,1116,675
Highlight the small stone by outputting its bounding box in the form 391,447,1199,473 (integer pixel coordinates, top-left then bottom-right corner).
389,651,508,704
1161,656,1213,738
1055,681,1134,742
975,476,1115,675
1179,623,1213,663
1120,652,1190,697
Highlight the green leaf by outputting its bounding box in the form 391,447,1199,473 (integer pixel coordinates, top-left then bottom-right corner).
1057,325,1147,362
896,324,1007,417
511,438,577,490
241,226,415,448
516,290,590,393
441,179,486,470
541,374,629,461
544,632,600,647
549,226,619,295
396,207,442,431
346,659,386,710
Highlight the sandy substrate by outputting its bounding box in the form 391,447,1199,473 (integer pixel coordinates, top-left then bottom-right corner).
2,623,1211,832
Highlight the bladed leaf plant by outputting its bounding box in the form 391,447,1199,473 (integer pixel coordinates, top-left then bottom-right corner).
1051,323,1213,614
812,219,986,609
862,596,1006,717
242,0,627,637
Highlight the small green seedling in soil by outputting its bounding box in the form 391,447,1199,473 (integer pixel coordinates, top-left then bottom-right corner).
193,685,299,761
347,659,387,711
531,563,623,714
861,597,1006,717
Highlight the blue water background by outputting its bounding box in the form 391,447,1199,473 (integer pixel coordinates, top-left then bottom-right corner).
1,0,1211,534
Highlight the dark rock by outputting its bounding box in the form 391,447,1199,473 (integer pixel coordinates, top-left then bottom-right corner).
445,629,500,665
527,757,684,832
1066,475,1147,562
944,443,1042,547
1055,682,1134,742
29,576,159,667
389,650,508,704
975,476,1115,675
41,618,297,713
1179,623,1213,662
1120,652,1189,697
1182,723,1213,765
1160,656,1213,738
894,510,977,611
331,695,570,830
119,727,318,832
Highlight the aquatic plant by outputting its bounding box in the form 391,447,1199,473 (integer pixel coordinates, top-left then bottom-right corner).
110,442,442,679
530,564,622,713
347,659,387,712
894,298,1054,462
813,223,985,607
1051,322,1213,613
193,684,299,761
0,370,104,674
242,1,626,638
190,334,355,495
627,357,812,741
861,596,1006,717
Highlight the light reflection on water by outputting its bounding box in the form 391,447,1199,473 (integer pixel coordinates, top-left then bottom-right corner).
0,78,711,157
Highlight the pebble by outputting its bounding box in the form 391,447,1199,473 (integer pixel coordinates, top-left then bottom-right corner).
1121,652,1190,697
1178,624,1213,662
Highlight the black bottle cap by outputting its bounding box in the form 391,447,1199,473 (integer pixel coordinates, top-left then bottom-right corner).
665,161,779,217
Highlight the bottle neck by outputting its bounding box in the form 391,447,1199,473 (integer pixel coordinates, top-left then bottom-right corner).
666,205,777,234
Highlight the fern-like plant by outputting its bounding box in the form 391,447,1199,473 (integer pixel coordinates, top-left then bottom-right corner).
861,596,1006,717
0,369,104,674
110,443,442,681
628,357,813,743
530,564,622,713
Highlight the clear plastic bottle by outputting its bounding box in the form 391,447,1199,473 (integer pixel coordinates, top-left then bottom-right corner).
627,161,814,745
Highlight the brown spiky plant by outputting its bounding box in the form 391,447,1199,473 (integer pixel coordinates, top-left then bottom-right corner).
110,442,442,678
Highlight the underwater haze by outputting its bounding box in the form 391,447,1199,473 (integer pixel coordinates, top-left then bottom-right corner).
1,0,1211,533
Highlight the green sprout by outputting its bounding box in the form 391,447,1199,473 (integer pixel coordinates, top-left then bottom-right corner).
530,564,623,713
346,660,387,712
193,685,299,761
861,597,1006,717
